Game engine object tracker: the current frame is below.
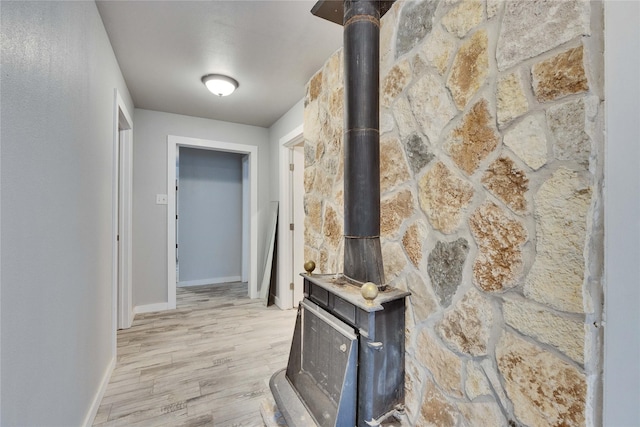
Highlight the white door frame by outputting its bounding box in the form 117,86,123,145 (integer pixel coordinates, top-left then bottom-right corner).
167,136,258,308
111,89,133,339
291,144,305,307
277,125,304,309
241,155,250,282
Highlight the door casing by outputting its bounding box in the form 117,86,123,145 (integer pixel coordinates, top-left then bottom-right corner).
112,89,133,337
277,125,304,309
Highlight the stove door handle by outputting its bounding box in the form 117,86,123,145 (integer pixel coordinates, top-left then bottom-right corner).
367,341,383,351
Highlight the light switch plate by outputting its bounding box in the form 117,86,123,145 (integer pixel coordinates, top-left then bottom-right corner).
156,194,168,205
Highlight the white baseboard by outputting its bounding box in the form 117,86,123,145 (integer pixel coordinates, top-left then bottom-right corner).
82,356,115,427
177,276,242,287
134,302,170,314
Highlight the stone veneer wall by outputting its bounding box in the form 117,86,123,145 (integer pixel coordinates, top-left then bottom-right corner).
303,0,604,425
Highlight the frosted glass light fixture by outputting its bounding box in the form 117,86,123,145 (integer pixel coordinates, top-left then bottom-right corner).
201,74,239,97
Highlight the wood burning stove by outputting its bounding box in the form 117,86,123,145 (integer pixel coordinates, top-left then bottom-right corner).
271,274,408,426
269,1,408,426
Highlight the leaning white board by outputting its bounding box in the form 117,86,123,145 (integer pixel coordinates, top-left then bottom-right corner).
260,201,279,302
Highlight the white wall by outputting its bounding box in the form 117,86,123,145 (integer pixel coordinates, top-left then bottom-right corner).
132,109,269,306
178,148,243,284
603,2,640,425
269,99,304,201
0,1,133,425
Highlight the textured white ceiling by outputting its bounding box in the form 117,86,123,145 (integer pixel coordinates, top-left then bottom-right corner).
96,0,343,128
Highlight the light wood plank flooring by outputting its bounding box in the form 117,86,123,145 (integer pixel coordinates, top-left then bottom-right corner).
93,282,296,427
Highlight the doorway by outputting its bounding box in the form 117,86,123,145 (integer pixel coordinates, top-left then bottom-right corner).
112,89,133,337
176,147,244,288
167,136,258,309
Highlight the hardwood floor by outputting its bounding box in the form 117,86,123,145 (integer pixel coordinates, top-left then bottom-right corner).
93,283,297,427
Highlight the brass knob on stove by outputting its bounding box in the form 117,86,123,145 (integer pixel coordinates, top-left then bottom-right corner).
361,282,379,306
304,260,316,275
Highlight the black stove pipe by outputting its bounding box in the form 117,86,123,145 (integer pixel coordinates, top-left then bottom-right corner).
342,0,385,287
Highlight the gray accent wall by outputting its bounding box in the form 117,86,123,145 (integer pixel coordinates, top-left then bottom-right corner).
132,109,270,307
603,2,640,424
178,148,243,284
0,1,133,425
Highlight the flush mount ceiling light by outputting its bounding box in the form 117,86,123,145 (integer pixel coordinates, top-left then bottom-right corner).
201,74,239,97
